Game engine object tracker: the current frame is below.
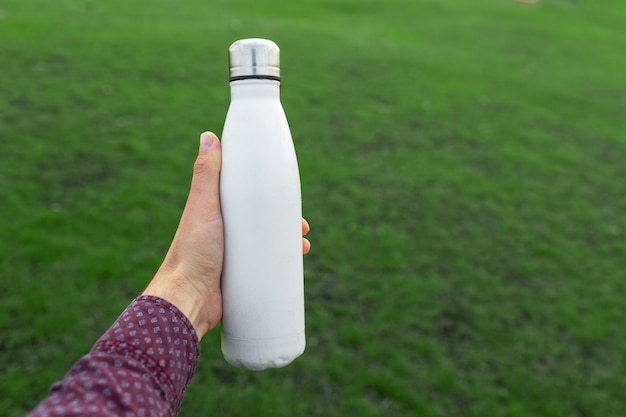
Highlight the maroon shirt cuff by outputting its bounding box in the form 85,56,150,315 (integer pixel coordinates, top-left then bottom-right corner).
92,296,201,409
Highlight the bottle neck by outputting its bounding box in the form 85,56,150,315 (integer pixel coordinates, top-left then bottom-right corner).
229,79,281,100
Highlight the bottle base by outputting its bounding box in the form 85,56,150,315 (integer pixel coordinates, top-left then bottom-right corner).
221,330,305,371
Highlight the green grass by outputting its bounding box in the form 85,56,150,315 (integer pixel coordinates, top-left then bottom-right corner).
2,0,626,415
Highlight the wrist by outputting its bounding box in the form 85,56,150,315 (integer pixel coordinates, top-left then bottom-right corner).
142,271,222,340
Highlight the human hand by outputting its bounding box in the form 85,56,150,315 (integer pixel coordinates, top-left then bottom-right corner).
143,132,310,340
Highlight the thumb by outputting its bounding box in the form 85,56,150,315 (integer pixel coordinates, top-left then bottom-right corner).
185,132,222,219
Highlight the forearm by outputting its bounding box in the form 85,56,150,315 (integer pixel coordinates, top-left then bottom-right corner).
28,296,200,417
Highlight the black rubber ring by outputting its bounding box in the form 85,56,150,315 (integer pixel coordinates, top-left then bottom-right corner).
229,75,281,82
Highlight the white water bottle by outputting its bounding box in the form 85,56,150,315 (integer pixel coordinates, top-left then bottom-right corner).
219,39,305,370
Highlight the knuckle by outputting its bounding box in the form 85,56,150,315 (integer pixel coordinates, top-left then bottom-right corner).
193,156,210,175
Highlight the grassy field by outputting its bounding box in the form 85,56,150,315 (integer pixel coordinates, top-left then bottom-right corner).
2,0,626,415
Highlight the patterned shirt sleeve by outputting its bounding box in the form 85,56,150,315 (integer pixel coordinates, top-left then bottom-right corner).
28,295,201,417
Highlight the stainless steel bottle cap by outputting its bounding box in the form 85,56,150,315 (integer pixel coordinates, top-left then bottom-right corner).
229,38,280,81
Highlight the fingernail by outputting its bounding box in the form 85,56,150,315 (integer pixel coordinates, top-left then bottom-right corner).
199,132,215,150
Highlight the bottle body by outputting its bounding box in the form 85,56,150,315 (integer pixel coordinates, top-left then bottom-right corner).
220,79,305,370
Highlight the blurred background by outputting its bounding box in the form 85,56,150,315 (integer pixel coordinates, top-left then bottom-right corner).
1,0,626,415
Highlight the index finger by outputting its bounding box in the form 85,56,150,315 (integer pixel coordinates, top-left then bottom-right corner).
302,218,310,236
